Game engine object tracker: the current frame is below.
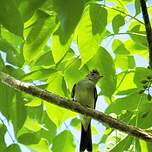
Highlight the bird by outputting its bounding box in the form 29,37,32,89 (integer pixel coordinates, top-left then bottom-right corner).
71,69,103,152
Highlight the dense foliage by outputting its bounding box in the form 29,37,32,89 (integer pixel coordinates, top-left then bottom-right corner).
0,0,152,151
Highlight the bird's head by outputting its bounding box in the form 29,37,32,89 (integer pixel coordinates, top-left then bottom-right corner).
87,69,103,83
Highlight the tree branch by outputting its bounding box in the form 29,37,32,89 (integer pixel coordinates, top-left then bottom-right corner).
1,71,152,142
140,0,152,68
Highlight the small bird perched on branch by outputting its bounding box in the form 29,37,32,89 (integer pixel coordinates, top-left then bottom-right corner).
71,69,103,152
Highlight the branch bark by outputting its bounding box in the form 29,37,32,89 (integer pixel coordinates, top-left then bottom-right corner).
1,71,152,142
140,0,152,68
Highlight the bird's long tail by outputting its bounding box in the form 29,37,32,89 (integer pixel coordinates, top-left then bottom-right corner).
80,123,92,152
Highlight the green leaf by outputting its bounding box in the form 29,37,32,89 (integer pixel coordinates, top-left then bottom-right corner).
24,116,42,132
1,28,23,49
37,112,57,143
135,0,141,15
115,55,135,70
112,39,130,55
64,58,87,91
23,105,43,132
77,4,107,66
23,11,56,62
0,54,4,70
112,14,125,33
4,65,24,79
18,0,47,21
116,70,137,93
0,38,16,53
45,72,76,127
0,0,23,37
52,0,85,63
134,67,152,88
3,144,21,152
45,102,76,127
47,71,68,97
28,139,50,152
18,132,40,145
45,72,76,126
34,50,55,67
87,47,116,98
53,0,84,37
139,140,148,152
56,48,75,71
0,38,24,66
0,124,6,151
52,130,75,152
52,28,72,64
10,93,27,133
109,136,132,152
105,94,142,115
25,98,42,107
137,102,152,128
0,82,15,119
0,29,24,67
70,117,81,130
22,67,56,81
104,131,128,152
128,24,147,48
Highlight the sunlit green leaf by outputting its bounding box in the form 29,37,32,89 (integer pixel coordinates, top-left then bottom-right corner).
77,4,107,66
28,139,51,152
23,11,56,62
115,55,135,70
47,71,68,97
22,67,56,81
139,140,148,152
112,39,130,55
116,70,137,93
45,102,76,127
64,58,87,91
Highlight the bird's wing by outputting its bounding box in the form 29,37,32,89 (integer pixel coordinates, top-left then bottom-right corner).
71,83,76,100
94,87,97,109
